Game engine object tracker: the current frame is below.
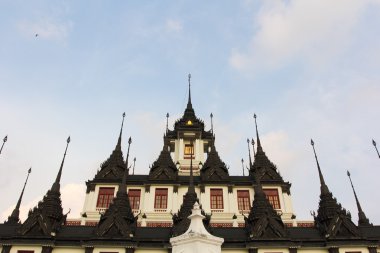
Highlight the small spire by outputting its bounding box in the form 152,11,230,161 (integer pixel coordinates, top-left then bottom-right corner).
166,113,169,133
187,73,192,106
51,136,70,192
116,112,126,150
132,157,136,175
310,139,329,195
241,158,245,176
373,139,380,159
210,113,214,133
120,137,132,194
254,114,262,152
251,138,256,157
347,170,371,226
188,139,195,194
0,135,7,155
247,138,252,167
6,168,32,224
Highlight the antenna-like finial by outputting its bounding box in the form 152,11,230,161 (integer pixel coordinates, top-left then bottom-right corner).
253,114,262,151
251,138,256,157
120,137,132,193
51,136,70,192
0,135,8,155
166,113,169,133
347,170,371,226
6,167,32,224
116,113,126,150
373,139,380,159
187,73,192,106
133,157,136,175
210,113,214,133
310,139,329,195
241,158,245,176
247,138,252,167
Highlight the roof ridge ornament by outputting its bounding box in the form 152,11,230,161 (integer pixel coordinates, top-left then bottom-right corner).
166,113,169,133
210,113,214,133
373,139,380,159
0,135,8,156
254,114,262,152
310,139,329,195
247,138,252,167
347,170,372,226
51,136,70,193
5,167,32,224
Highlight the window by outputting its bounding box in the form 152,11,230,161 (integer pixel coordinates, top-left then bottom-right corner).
237,190,250,211
128,189,141,210
263,189,281,209
154,188,168,209
184,144,194,157
210,189,223,209
96,187,115,208
18,251,34,253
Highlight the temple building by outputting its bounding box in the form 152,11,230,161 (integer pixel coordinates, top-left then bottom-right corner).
0,78,379,253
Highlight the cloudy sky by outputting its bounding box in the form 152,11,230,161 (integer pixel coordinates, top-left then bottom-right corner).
1,0,380,224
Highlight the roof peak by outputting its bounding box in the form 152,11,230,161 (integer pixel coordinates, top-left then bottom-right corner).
347,170,372,226
51,136,70,192
116,112,126,151
5,168,31,225
310,139,330,195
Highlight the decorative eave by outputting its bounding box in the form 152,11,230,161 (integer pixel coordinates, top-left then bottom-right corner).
148,136,178,181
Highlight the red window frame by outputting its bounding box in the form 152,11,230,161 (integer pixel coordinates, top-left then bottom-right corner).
263,189,281,209
237,190,250,211
96,187,115,208
128,189,141,210
154,188,168,209
210,189,223,209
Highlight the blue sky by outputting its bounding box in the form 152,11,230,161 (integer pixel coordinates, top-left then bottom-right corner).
1,0,380,224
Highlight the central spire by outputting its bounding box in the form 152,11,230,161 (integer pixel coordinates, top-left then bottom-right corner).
120,137,132,194
187,73,192,109
116,112,126,151
254,114,262,152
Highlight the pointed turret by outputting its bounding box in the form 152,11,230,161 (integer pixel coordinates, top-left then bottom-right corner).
201,137,229,182
94,113,128,180
172,139,211,236
347,170,372,226
95,137,137,238
250,114,285,184
5,168,32,225
245,170,287,238
148,135,178,181
166,75,213,140
310,140,360,238
19,137,70,236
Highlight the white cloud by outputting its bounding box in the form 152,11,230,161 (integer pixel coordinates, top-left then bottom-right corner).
166,19,183,33
230,0,380,72
18,19,72,41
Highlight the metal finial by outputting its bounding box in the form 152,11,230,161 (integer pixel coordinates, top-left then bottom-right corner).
310,139,329,195
253,114,262,149
166,113,169,133
373,139,380,159
210,113,214,133
251,138,256,157
241,158,245,176
0,135,8,155
247,138,252,167
51,136,70,192
133,157,136,175
187,73,192,106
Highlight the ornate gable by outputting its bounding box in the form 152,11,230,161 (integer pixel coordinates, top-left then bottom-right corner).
148,137,178,181
201,139,229,182
245,172,287,239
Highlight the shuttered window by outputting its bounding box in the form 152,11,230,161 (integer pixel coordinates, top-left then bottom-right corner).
96,187,115,208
